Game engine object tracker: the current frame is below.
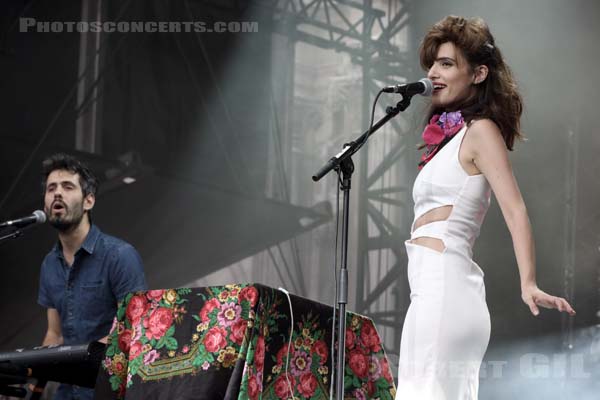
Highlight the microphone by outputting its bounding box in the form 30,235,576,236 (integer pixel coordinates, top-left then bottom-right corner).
382,78,433,97
0,210,46,229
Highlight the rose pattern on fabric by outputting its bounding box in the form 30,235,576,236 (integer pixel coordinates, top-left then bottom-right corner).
102,288,191,393
146,290,164,302
360,321,382,353
204,326,228,353
100,285,395,399
297,372,318,397
199,298,220,322
118,329,132,354
349,349,369,378
346,328,356,350
273,373,296,399
239,285,259,307
341,316,395,399
143,307,174,340
125,295,149,326
254,336,266,369
128,341,143,361
312,340,328,365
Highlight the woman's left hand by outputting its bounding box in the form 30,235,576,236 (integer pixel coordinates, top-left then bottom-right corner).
521,285,576,317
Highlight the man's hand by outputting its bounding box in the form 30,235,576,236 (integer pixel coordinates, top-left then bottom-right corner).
42,308,63,346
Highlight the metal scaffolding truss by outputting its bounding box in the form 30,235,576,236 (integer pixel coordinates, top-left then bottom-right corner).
263,0,414,344
268,0,409,72
199,0,414,346
200,0,412,81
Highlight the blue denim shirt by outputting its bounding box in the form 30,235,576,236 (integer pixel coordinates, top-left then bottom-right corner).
38,225,147,400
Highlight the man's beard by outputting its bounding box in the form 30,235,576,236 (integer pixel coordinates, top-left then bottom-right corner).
46,203,85,233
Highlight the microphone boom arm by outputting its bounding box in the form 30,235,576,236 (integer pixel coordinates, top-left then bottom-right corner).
0,229,22,246
312,95,414,181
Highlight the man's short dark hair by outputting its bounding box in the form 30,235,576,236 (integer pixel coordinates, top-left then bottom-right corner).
41,153,98,197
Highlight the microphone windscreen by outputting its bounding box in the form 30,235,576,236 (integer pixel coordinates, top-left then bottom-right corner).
33,210,47,224
419,78,434,97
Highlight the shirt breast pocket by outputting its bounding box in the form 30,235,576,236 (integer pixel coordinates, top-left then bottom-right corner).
80,280,110,319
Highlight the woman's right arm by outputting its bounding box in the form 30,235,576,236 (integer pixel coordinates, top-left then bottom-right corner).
465,119,575,316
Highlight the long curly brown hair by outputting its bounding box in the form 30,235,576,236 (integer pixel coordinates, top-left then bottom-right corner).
420,16,523,150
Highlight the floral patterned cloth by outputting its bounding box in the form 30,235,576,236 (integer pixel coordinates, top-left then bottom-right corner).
94,284,396,399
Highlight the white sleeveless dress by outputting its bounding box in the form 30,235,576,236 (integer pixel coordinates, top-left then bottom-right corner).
396,125,492,400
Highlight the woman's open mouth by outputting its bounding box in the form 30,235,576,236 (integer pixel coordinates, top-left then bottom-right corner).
433,83,446,93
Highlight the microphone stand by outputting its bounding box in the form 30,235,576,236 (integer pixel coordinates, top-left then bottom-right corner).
0,229,22,246
312,94,414,400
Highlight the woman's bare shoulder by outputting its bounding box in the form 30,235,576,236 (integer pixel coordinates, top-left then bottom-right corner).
468,118,501,136
465,118,506,151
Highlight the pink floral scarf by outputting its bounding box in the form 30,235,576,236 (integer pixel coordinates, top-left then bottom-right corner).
418,111,465,169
